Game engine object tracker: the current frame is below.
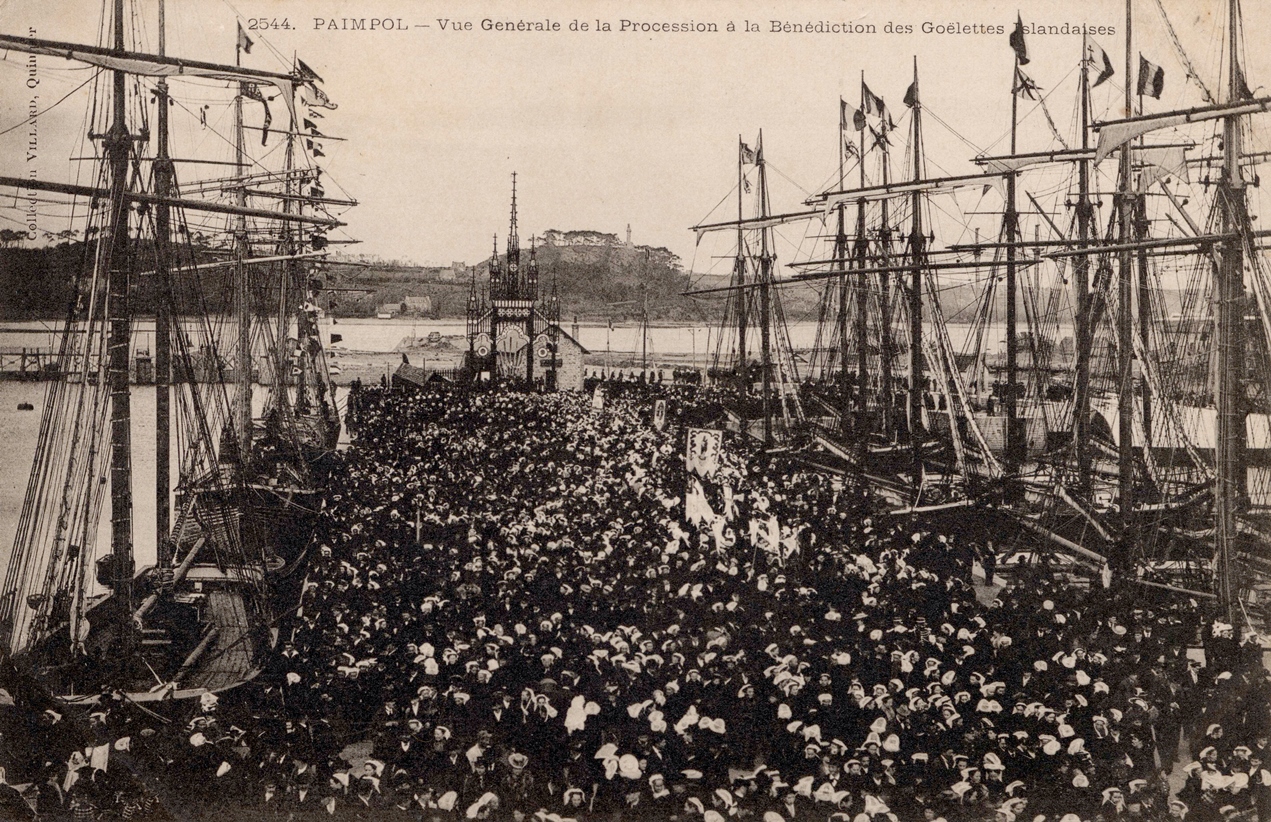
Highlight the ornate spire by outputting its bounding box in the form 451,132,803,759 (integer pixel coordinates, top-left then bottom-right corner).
509,171,519,249
548,266,559,324
506,173,521,293
526,235,539,302
489,232,501,299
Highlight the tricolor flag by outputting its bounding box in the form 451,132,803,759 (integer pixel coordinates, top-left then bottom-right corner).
1137,55,1165,99
1009,15,1029,66
861,81,890,128
237,22,254,55
1088,39,1115,88
842,98,865,132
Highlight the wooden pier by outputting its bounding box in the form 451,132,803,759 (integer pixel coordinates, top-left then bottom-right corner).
0,348,59,380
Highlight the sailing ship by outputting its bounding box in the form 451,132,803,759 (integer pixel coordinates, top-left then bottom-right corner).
692,76,1004,510
698,133,806,446
690,0,1271,631
0,0,352,703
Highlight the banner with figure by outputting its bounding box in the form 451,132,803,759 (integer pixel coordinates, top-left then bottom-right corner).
686,428,722,478
653,399,667,431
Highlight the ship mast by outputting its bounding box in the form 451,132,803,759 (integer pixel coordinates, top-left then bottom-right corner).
234,27,252,460
106,0,136,608
735,136,749,433
641,282,649,377
833,96,852,439
1215,0,1247,623
281,115,301,418
879,115,895,442
1073,37,1095,498
1117,0,1136,553
851,78,870,455
907,59,925,489
757,131,774,446
153,0,172,566
1005,49,1023,475
527,233,539,386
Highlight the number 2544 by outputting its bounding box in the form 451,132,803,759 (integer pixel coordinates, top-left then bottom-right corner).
246,18,293,30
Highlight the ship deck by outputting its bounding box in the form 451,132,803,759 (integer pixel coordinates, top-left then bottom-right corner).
192,589,257,692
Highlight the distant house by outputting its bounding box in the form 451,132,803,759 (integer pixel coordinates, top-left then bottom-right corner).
402,295,433,315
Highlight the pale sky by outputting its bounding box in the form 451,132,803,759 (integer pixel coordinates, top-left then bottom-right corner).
0,0,1264,274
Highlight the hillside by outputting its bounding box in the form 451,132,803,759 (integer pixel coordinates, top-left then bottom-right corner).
324,234,707,321
1,235,1188,326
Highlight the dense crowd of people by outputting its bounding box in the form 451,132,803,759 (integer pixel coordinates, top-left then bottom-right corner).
0,382,1269,822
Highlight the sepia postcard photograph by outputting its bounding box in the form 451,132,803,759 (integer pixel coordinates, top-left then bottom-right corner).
0,0,1269,820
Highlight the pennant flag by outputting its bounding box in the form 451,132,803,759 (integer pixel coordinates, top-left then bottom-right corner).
307,109,325,119
740,142,756,164
306,139,326,157
237,22,254,55
303,118,326,137
297,58,324,84
1009,15,1029,66
330,333,343,344
1137,55,1165,99
1014,68,1041,100
302,83,339,110
1088,39,1115,88
903,81,919,109
742,177,752,194
241,82,272,145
